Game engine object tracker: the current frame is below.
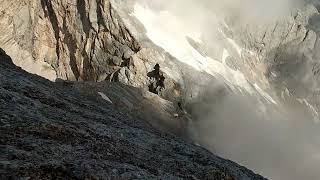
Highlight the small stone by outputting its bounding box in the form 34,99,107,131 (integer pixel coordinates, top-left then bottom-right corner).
118,68,129,84
114,49,123,57
123,49,134,59
112,56,123,66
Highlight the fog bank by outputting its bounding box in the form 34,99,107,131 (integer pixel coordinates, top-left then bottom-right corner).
189,87,320,180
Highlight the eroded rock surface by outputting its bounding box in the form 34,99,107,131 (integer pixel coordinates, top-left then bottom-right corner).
0,0,140,81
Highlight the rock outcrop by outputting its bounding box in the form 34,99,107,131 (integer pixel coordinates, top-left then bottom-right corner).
0,0,140,81
0,49,265,179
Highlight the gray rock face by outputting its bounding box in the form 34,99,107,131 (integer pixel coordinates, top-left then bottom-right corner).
235,5,318,83
231,4,320,114
0,0,140,82
0,49,265,179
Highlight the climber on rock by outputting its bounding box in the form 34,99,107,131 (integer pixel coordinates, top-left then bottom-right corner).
157,73,165,91
147,63,165,94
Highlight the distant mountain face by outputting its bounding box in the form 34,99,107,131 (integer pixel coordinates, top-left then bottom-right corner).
1,0,320,179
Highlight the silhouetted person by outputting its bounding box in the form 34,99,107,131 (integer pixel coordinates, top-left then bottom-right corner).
147,63,165,94
154,63,160,75
157,73,165,90
147,63,161,79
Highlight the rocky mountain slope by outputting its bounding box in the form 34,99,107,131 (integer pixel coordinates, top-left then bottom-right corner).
2,0,320,179
0,49,265,179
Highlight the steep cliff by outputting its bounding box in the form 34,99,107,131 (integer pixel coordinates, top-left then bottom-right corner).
0,0,139,81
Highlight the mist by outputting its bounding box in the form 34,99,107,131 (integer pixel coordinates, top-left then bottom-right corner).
134,0,320,179
136,0,304,27
189,87,320,180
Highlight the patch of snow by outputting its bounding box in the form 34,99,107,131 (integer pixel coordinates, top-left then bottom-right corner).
132,3,253,93
206,59,254,94
281,88,291,100
221,21,231,31
254,84,277,104
271,72,278,78
98,92,113,104
132,4,205,71
218,29,243,56
243,49,256,56
222,49,230,64
297,98,319,123
226,38,243,56
187,33,203,44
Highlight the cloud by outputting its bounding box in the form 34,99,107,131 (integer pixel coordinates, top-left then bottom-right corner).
189,87,320,180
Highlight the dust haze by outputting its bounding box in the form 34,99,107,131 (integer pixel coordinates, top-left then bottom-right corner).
135,0,320,179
